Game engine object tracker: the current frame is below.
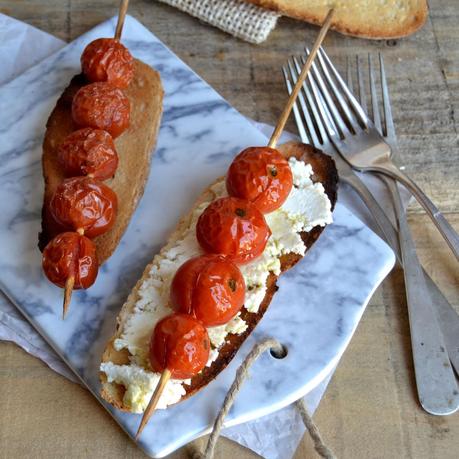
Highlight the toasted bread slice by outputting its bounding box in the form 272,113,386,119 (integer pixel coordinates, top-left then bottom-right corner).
100,142,338,411
246,0,428,39
39,59,164,263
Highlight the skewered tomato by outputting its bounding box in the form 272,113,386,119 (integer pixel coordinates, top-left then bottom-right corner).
57,128,119,180
170,255,245,327
149,313,210,379
196,197,271,264
81,38,134,89
49,177,117,238
226,146,293,213
72,82,130,138
42,232,98,289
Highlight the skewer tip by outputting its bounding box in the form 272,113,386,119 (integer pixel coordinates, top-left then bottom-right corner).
114,0,130,41
63,276,75,319
135,368,171,440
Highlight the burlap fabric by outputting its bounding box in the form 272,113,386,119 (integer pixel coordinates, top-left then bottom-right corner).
157,0,280,43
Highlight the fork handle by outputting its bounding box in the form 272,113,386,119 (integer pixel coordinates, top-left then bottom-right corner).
369,163,459,263
388,177,459,415
342,172,459,376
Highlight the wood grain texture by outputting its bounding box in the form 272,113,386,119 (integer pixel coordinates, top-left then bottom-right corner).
0,0,458,458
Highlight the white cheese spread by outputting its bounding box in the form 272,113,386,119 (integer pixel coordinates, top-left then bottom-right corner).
207,313,249,348
100,157,333,412
101,361,189,413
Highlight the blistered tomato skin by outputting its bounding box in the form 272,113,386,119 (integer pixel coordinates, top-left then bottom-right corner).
170,256,210,316
49,177,118,238
149,313,210,380
226,146,293,213
81,38,134,89
42,232,98,289
170,255,245,327
196,197,271,264
72,82,130,138
57,128,119,180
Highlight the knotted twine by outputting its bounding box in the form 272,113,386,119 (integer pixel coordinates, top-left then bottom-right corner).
191,338,336,459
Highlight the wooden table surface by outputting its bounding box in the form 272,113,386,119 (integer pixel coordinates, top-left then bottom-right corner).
0,1,458,458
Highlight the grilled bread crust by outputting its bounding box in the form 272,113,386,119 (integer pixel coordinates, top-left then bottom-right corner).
246,0,428,39
100,142,338,411
39,59,164,263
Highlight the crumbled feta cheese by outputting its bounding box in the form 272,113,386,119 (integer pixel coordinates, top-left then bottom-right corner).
100,362,189,413
206,348,220,367
244,284,268,313
226,313,248,335
208,313,248,347
207,324,227,348
100,158,333,411
288,157,314,188
282,184,333,232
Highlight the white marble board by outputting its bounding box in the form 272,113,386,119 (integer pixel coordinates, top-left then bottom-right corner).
0,16,395,458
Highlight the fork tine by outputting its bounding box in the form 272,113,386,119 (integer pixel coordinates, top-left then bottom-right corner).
303,49,350,137
304,69,337,144
282,66,310,144
313,48,363,132
292,56,327,145
368,54,382,135
379,53,396,143
317,47,369,128
356,55,367,114
301,57,339,140
287,58,321,147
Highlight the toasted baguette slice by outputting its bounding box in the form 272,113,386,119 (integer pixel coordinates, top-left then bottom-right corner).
39,59,164,263
246,0,428,39
100,142,338,411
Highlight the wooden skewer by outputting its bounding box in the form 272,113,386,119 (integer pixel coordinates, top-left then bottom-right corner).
63,276,75,319
267,9,335,149
61,1,132,320
133,8,335,438
62,227,85,319
114,0,130,41
135,369,171,440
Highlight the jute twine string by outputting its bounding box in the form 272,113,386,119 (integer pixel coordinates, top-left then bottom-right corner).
191,338,336,459
295,398,336,459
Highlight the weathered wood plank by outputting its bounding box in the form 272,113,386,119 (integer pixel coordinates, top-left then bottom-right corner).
0,1,457,458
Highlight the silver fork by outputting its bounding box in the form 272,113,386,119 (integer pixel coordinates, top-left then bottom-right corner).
305,48,459,264
344,54,459,416
283,53,459,415
283,59,399,252
350,55,459,387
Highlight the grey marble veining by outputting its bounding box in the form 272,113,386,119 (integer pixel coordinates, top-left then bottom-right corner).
0,16,395,458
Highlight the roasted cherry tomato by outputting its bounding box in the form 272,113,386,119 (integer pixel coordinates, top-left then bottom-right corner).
57,128,119,180
196,197,271,264
49,177,118,238
72,82,130,138
170,255,245,327
81,38,134,89
149,313,210,379
42,232,98,289
226,146,293,213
